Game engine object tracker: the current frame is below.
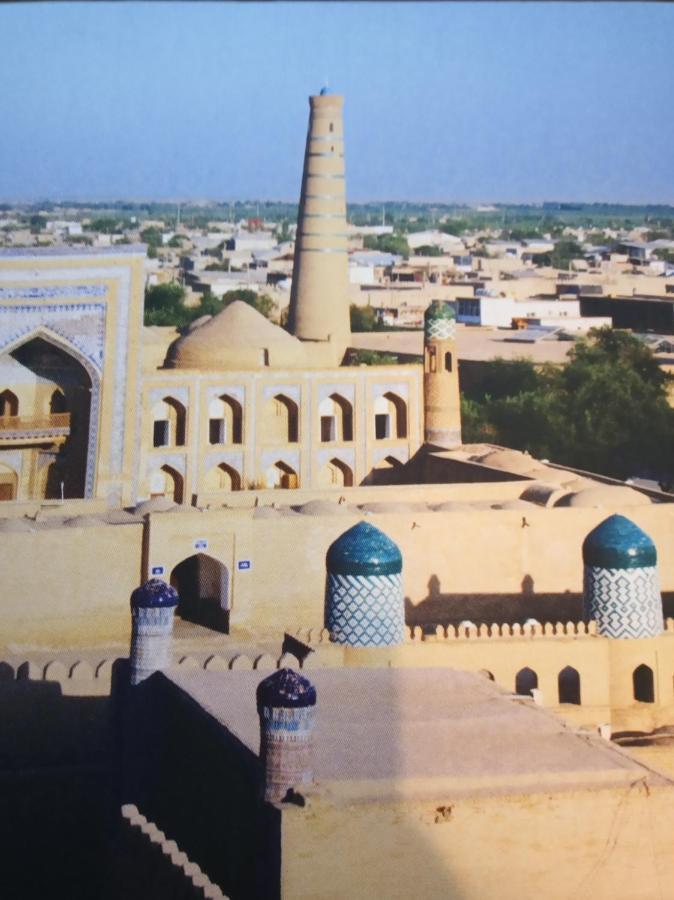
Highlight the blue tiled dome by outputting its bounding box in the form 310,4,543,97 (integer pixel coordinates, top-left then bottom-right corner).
326,521,402,577
130,578,179,609
256,668,317,711
583,515,656,569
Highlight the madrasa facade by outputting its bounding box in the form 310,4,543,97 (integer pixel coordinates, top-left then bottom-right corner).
0,92,456,508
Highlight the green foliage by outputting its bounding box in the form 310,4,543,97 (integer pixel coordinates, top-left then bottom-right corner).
346,349,398,366
439,220,470,236
462,327,674,482
413,244,443,257
143,283,276,328
167,234,188,248
653,248,674,264
85,217,125,234
140,226,163,252
144,282,190,327
363,233,410,258
350,305,379,331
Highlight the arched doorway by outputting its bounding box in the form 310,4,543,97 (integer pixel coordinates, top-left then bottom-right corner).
8,336,93,498
152,397,186,447
265,394,299,443
0,389,18,417
319,394,353,443
208,394,243,445
170,554,230,633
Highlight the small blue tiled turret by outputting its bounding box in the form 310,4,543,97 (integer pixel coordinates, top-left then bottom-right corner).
325,521,405,647
257,669,317,803
582,515,663,639
129,579,179,685
424,299,456,342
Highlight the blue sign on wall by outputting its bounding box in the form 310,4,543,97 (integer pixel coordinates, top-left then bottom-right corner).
237,559,252,571
151,565,165,576
194,539,208,550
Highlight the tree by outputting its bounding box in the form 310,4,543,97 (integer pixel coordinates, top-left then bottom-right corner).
462,328,674,484
363,233,410,258
219,289,275,320
144,282,190,327
413,245,443,257
350,305,378,331
140,226,163,257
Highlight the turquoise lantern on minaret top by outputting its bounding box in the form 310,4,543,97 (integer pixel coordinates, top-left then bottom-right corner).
582,514,663,639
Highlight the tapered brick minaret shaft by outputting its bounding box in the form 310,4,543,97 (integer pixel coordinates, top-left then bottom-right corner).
288,90,351,361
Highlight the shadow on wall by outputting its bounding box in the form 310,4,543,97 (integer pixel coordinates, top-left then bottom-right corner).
405,574,674,627
0,676,120,900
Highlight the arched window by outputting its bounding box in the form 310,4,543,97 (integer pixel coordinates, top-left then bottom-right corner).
0,389,18,418
265,460,298,490
318,458,354,489
204,462,241,492
0,463,18,501
266,394,298,443
150,465,184,503
374,392,407,440
515,667,538,697
208,394,243,445
319,393,353,443
633,664,655,703
49,389,67,414
152,397,186,448
558,666,581,705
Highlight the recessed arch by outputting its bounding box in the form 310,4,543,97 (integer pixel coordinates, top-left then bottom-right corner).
558,666,581,705
633,664,655,703
170,553,230,633
149,464,184,503
374,391,407,440
265,393,298,443
317,457,353,489
319,393,353,442
152,397,186,447
208,394,242,445
0,389,18,417
204,461,242,492
265,459,298,489
7,334,96,499
0,462,18,501
515,667,538,697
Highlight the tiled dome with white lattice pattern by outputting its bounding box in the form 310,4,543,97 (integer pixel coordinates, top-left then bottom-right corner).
325,521,405,647
582,515,663,639
424,299,456,341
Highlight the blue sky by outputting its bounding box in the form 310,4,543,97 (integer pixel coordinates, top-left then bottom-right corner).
1,3,672,204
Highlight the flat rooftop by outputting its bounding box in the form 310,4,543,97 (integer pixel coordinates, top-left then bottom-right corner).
349,326,577,364
164,667,667,801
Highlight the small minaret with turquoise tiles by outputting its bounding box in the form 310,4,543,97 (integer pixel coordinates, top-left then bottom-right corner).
423,300,462,446
325,521,405,646
129,578,179,685
582,514,663,638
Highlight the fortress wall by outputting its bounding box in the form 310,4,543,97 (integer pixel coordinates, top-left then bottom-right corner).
4,501,674,647
281,785,674,900
1,522,142,647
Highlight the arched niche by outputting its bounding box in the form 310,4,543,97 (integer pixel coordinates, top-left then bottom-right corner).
374,392,407,440
204,462,242,492
208,394,243,445
152,397,186,448
170,553,230,633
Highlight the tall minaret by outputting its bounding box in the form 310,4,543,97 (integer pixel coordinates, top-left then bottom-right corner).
423,300,462,446
288,89,351,363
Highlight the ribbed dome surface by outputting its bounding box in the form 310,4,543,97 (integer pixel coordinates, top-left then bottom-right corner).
583,514,656,569
130,578,179,609
165,301,306,370
256,668,317,711
326,521,402,577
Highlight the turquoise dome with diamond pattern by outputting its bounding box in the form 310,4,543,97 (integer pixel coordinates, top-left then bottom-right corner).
582,515,656,569
326,521,402,577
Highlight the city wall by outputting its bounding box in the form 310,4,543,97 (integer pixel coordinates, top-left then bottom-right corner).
3,494,674,646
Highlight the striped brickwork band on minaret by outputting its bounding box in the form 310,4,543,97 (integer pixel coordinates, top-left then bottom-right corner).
288,90,351,356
